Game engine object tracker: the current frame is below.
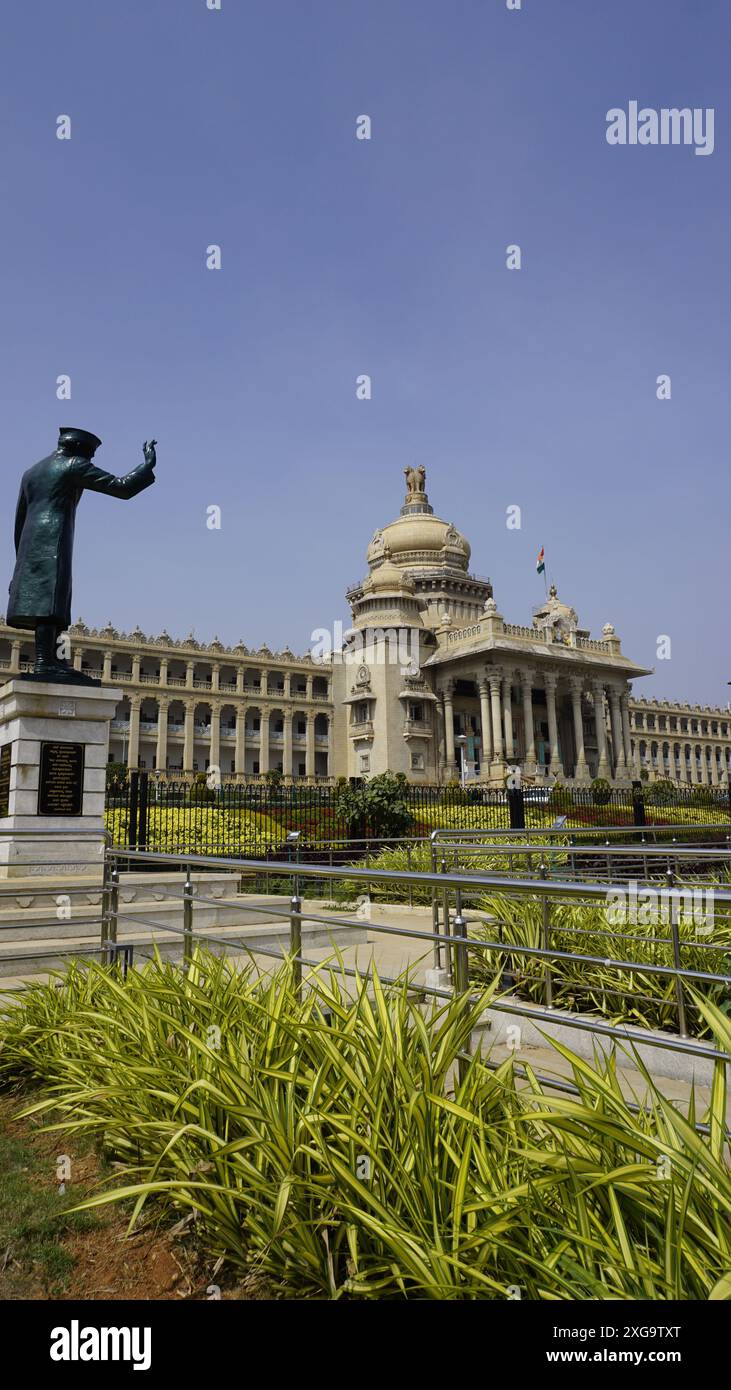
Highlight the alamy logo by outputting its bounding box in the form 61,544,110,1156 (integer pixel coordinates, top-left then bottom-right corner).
50,1321,151,1371
606,102,714,156
605,880,714,932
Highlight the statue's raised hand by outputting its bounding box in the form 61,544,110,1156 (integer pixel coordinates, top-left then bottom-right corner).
143,439,157,468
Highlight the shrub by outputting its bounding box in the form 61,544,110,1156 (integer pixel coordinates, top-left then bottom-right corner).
549,781,572,812
590,777,612,805
334,772,413,838
645,779,676,806
1,953,729,1300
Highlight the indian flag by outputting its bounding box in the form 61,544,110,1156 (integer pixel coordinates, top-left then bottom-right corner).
536,546,545,575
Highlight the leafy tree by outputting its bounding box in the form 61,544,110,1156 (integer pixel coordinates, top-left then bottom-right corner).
334,772,413,838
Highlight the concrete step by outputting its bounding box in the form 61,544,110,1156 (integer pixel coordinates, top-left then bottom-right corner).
0,892,291,940
0,912,367,978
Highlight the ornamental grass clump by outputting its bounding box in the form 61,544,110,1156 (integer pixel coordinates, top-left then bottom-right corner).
0,951,729,1300
471,891,731,1037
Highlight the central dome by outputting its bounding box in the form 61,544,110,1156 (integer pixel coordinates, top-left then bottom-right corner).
366,469,471,573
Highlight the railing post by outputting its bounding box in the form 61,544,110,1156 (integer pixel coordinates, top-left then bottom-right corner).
441,853,451,982
666,866,688,1038
183,865,194,965
453,888,471,1083
540,860,553,1009
452,889,469,996
430,836,440,969
103,865,119,967
290,891,302,1000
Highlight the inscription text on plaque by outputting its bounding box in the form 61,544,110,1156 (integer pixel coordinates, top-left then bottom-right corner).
38,742,85,817
0,745,10,819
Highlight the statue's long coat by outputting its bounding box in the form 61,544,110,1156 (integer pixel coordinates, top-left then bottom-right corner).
7,451,154,628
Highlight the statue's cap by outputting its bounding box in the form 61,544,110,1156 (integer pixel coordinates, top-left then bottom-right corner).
58,427,102,450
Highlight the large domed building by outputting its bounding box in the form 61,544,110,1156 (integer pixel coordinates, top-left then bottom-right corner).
1,466,728,787
331,467,654,785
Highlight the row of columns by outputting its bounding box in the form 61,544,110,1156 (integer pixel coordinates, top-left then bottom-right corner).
120,698,325,777
641,741,730,786
441,670,636,781
632,708,728,740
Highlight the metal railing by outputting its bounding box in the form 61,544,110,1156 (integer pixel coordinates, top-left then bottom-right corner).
0,830,729,1138
90,844,731,1064
428,825,731,885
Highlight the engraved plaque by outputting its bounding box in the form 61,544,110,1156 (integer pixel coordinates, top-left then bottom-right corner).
0,744,10,819
38,741,85,817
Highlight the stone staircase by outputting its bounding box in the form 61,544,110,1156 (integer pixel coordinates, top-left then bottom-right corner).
0,871,367,997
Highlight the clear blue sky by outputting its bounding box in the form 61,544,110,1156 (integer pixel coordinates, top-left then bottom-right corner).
0,0,728,705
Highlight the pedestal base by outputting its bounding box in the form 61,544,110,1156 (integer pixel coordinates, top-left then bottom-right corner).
0,680,122,877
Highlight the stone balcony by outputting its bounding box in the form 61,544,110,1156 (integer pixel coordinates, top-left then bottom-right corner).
349,720,374,740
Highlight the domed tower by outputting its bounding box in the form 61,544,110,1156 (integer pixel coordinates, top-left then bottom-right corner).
331,468,485,782
347,467,492,641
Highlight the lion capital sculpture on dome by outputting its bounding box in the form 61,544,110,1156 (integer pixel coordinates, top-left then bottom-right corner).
403,464,426,496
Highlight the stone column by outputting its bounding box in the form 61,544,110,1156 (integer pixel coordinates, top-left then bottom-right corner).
544,673,564,778
156,697,169,773
73,647,84,672
306,674,313,701
211,663,220,693
131,654,141,683
128,696,141,770
236,668,245,695
260,672,269,697
320,713,330,778
442,684,456,777
283,709,293,779
102,650,113,682
609,687,627,778
489,673,504,764
691,746,701,784
569,677,588,782
520,671,536,769
209,703,221,774
592,682,610,778
679,744,688,783
186,661,195,691
259,710,270,775
235,707,246,777
159,657,168,686
305,711,316,780
620,692,634,776
709,746,719,786
478,679,493,774
183,700,195,773
502,676,515,761
9,641,20,673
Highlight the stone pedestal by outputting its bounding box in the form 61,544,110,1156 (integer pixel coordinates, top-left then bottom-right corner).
0,680,121,877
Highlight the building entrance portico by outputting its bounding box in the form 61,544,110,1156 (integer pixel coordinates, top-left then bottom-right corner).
435,664,632,786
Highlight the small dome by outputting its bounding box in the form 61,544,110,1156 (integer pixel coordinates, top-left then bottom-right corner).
364,558,416,594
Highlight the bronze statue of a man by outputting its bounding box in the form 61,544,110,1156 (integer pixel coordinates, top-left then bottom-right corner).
6,428,157,684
